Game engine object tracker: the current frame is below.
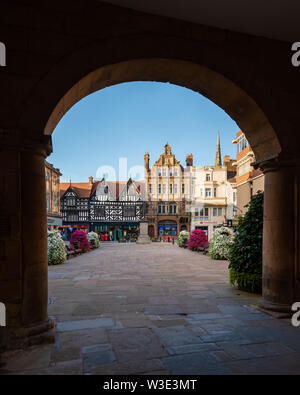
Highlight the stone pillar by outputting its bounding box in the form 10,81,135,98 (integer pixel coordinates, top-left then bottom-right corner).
0,130,55,350
257,156,300,316
136,221,151,244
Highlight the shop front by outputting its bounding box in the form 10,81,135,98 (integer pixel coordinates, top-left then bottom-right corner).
93,222,140,241
158,220,178,237
47,215,62,230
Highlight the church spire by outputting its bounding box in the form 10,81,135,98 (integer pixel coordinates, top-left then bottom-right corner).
215,131,222,168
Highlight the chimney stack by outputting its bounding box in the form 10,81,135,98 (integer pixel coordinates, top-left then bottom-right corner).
144,152,150,172
89,176,93,185
186,154,193,167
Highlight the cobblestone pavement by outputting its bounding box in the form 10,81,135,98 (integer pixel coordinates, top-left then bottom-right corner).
1,243,299,375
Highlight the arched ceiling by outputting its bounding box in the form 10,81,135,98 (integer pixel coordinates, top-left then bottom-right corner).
104,0,299,42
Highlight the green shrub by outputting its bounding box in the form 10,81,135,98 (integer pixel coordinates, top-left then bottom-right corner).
177,230,189,247
229,270,262,294
208,226,235,260
87,231,100,248
228,192,264,293
48,230,66,265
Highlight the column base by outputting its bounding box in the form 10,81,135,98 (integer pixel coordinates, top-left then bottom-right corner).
258,299,292,319
136,235,151,244
4,318,55,351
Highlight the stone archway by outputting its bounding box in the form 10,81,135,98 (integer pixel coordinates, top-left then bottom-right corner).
38,58,300,318
0,2,299,350
38,58,281,164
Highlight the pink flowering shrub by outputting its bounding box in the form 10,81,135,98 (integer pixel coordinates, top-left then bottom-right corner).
70,230,90,252
188,229,208,251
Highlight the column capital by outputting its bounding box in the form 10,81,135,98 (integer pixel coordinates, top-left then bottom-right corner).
252,153,300,173
0,129,52,157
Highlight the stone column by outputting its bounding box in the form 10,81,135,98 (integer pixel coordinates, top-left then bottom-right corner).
0,130,55,350
257,155,300,316
136,221,151,244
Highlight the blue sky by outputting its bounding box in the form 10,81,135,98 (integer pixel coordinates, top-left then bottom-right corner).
48,82,239,182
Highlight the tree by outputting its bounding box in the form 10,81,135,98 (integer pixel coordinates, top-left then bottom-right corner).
228,192,264,293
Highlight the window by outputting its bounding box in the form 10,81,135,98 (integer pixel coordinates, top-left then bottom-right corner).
158,203,165,214
182,184,185,194
218,208,222,216
162,184,166,194
67,210,78,221
214,188,217,197
123,206,136,217
170,184,173,194
95,206,105,217
213,208,217,216
169,203,177,214
174,168,178,176
205,208,209,217
205,188,211,197
149,184,152,194
237,136,249,153
162,168,166,176
158,168,162,177
169,169,173,177
158,184,161,194
174,184,178,194
104,186,108,194
206,174,211,181
195,208,199,217
66,197,76,207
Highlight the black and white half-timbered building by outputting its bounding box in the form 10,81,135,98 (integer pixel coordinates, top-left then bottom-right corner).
60,177,146,240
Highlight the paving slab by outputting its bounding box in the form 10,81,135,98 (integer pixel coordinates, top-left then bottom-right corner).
1,243,299,375
56,318,115,332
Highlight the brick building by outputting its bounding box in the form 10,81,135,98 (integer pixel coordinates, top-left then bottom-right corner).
232,131,264,215
45,161,62,229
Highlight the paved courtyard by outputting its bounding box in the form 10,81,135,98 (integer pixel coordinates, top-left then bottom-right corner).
1,243,300,375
